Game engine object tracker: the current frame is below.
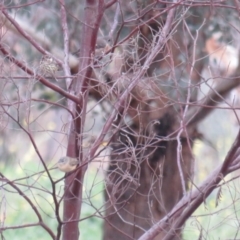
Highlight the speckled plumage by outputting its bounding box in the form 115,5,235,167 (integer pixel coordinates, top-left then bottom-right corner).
39,55,60,76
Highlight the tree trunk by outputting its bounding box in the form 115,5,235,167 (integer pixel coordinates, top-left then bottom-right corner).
103,113,194,240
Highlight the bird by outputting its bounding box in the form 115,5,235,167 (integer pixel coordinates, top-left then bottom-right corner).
57,156,79,172
205,32,239,76
38,55,61,76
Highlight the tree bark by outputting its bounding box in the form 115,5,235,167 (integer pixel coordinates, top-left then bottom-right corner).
103,113,194,240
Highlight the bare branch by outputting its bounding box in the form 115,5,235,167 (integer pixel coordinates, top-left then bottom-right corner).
0,43,80,104
187,77,240,126
139,128,240,240
59,0,71,87
0,173,56,239
0,6,62,65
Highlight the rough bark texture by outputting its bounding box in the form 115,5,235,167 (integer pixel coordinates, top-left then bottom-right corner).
103,112,194,240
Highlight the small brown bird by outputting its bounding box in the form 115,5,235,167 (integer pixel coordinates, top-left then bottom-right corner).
57,156,79,172
39,55,61,76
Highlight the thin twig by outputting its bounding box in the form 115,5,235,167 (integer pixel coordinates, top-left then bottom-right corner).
59,0,72,87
